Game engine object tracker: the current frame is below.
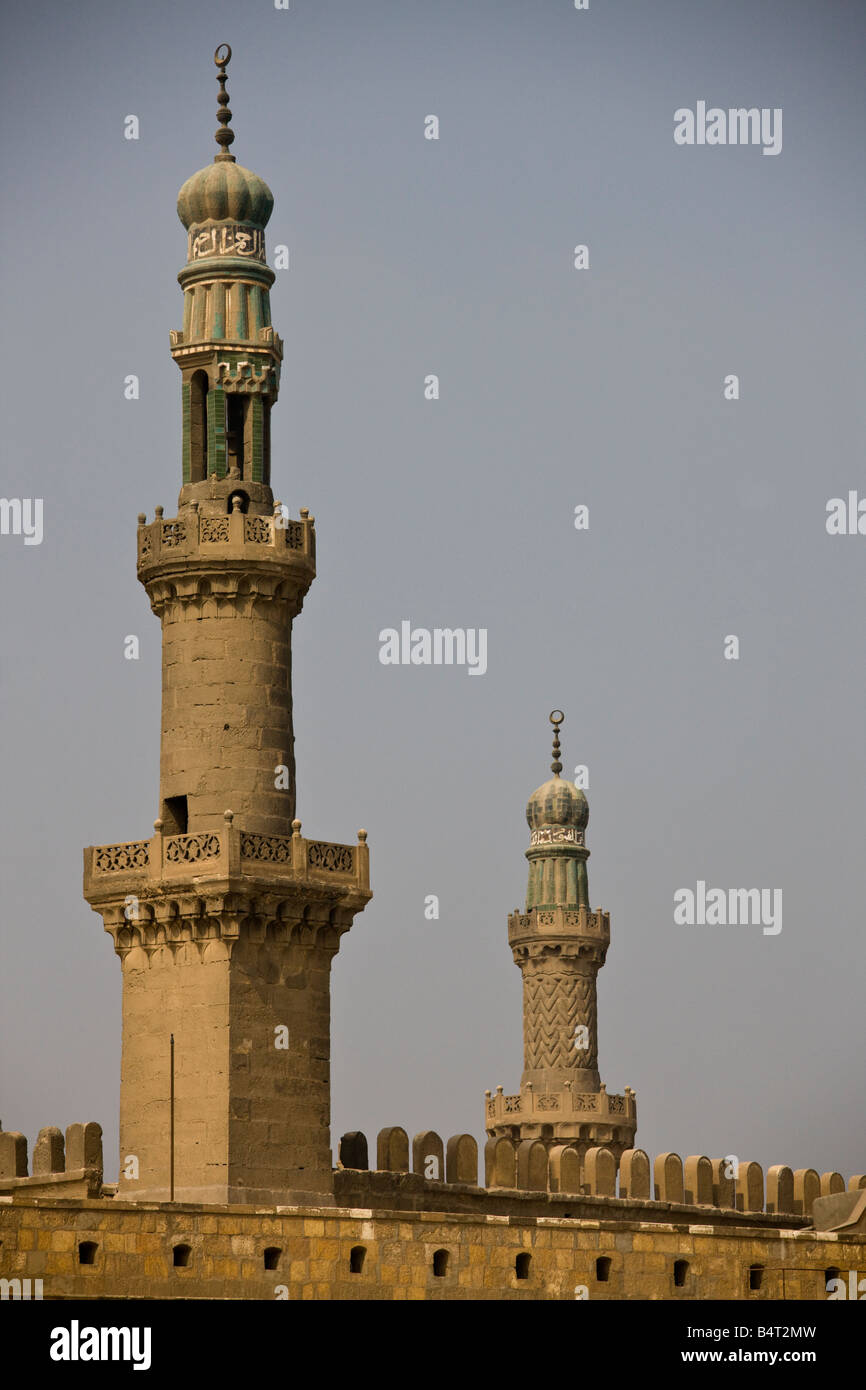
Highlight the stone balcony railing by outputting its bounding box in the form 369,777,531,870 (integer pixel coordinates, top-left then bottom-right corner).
83,816,369,900
507,905,610,948
136,506,315,572
485,1083,637,1127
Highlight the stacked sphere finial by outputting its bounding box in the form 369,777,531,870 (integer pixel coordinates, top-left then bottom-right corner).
525,709,589,832
550,708,564,774
214,44,236,162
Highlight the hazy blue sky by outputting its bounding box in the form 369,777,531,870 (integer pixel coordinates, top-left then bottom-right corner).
1,0,863,1184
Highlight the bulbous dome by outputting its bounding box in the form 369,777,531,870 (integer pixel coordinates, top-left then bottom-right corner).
526,774,588,831
177,161,274,229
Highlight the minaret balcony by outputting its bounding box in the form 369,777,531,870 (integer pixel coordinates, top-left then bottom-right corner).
83,820,371,951
485,1082,637,1130
507,905,610,953
136,505,315,592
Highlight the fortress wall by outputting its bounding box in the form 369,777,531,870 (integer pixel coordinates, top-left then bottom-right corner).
0,1197,862,1301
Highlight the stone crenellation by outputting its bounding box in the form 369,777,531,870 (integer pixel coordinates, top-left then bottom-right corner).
0,1123,104,1199
8,1118,861,1228
336,1128,866,1222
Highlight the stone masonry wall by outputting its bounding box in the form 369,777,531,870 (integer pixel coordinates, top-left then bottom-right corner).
119,940,230,1204
0,1198,862,1300
117,936,337,1204
159,592,295,836
227,937,335,1198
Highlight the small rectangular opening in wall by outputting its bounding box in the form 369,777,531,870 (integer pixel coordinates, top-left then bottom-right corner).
162,796,188,834
595,1256,611,1283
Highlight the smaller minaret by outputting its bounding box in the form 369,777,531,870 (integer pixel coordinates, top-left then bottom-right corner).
485,712,636,1162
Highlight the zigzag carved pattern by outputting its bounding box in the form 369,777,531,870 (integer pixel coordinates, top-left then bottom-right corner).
523,967,597,1070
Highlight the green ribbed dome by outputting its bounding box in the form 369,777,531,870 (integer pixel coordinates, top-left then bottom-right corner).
177,161,274,229
526,774,588,832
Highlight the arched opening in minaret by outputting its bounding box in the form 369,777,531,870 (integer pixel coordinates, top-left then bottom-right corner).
225,394,246,477
189,371,208,482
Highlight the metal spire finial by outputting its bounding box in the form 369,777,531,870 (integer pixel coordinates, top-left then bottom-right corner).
549,709,564,775
213,44,236,163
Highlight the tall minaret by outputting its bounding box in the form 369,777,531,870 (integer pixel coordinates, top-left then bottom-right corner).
485,713,636,1163
83,47,371,1205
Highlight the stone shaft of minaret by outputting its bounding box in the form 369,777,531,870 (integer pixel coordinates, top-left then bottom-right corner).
519,939,600,1091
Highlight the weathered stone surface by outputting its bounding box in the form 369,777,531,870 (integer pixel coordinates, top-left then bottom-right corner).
445,1134,477,1186
338,1132,368,1171
517,1140,549,1192
377,1127,409,1173
736,1162,763,1213
64,1123,103,1175
811,1191,866,1235
766,1165,794,1216
712,1159,737,1210
0,1130,28,1178
619,1149,651,1200
654,1152,684,1204
684,1155,713,1206
32,1128,64,1176
412,1131,444,1182
793,1168,821,1217
486,1137,517,1189
548,1145,582,1195
0,1198,857,1301
583,1146,616,1197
